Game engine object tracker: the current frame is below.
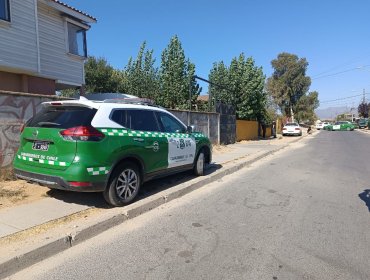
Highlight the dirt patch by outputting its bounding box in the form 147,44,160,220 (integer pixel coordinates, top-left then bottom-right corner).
0,180,49,210
213,145,233,154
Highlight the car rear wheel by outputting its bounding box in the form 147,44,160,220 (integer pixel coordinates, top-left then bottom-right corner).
104,162,141,207
194,150,205,176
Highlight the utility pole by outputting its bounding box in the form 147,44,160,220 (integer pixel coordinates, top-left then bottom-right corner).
363,88,366,104
290,104,294,123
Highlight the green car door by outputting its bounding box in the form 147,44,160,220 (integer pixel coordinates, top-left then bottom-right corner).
156,112,197,169
108,108,168,174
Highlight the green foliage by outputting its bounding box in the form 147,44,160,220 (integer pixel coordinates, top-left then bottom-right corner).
358,101,369,118
295,91,320,124
124,42,159,100
209,61,229,105
158,36,201,110
59,88,79,98
84,56,121,93
209,54,266,120
124,41,160,99
266,53,311,117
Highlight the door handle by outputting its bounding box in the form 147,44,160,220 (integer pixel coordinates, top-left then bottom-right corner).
133,138,144,142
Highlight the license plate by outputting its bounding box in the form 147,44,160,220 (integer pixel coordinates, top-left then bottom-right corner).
32,141,49,151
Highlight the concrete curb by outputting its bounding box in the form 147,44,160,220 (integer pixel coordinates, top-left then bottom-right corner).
0,137,305,278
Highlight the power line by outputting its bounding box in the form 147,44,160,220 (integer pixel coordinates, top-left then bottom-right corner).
310,56,370,78
320,93,370,104
312,65,370,80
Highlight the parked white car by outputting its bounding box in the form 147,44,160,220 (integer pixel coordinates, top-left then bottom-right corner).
316,122,329,130
316,122,324,130
282,122,302,136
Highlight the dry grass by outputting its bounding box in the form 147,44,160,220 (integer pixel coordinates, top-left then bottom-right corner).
212,144,233,154
0,187,27,200
0,180,48,209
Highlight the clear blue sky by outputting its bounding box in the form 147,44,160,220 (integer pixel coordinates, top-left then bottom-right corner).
66,0,370,109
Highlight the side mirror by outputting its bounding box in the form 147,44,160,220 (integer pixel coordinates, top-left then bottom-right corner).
187,125,195,133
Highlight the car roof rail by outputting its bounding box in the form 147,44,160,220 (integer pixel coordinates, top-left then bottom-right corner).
102,98,162,108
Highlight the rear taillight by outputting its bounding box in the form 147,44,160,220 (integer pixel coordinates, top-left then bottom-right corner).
20,123,25,133
60,126,105,141
295,128,301,130
283,127,287,130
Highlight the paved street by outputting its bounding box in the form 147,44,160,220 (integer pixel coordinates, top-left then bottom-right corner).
9,131,370,280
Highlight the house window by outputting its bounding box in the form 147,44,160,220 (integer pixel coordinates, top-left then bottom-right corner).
0,0,10,22
67,22,87,57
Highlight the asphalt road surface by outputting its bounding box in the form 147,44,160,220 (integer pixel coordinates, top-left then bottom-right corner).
9,131,370,280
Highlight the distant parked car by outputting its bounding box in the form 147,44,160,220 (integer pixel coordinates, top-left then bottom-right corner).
315,122,330,130
358,118,368,129
326,121,355,131
316,122,324,130
352,122,359,129
282,122,302,136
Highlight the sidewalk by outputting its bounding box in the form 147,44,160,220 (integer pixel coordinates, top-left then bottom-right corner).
0,132,312,278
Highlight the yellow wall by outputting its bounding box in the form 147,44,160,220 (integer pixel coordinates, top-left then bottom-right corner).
236,120,259,141
265,127,272,137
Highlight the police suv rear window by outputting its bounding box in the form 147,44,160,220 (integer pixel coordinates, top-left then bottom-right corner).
27,106,97,129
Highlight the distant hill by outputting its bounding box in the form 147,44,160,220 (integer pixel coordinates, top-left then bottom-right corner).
315,106,358,120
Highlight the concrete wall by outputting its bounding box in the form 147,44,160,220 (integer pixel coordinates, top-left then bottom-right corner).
236,120,259,141
169,110,220,144
216,103,236,145
0,91,64,168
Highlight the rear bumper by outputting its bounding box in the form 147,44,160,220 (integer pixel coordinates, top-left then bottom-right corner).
282,131,301,136
14,169,106,192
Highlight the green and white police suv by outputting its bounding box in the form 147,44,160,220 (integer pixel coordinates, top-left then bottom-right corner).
13,97,212,206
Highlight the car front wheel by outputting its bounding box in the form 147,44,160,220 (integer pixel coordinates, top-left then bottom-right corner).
104,162,141,207
194,150,205,176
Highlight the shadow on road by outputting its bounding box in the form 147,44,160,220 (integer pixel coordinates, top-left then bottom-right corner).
358,189,370,212
46,163,223,208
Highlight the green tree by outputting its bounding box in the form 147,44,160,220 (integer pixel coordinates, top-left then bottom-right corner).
158,35,201,109
266,53,311,120
358,101,369,118
295,91,320,124
209,61,230,106
124,42,160,99
209,54,266,120
84,56,121,93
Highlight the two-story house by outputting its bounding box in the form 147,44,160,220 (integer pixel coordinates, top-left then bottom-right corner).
0,0,96,95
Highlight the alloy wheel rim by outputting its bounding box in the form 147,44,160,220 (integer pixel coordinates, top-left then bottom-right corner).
116,169,138,200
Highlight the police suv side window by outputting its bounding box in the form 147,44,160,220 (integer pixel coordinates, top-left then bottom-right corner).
127,110,159,132
111,110,127,127
110,109,159,132
158,112,186,133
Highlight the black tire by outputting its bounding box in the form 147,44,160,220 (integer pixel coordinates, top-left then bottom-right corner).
194,149,205,176
103,162,141,207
